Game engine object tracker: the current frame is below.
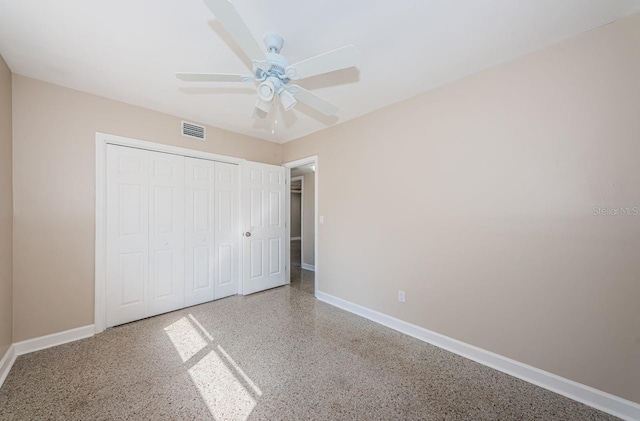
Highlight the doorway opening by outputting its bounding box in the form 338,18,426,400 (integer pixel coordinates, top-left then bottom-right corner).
284,157,318,297
290,176,303,265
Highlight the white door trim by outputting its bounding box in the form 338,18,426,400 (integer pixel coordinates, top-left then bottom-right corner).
95,132,245,335
283,156,319,297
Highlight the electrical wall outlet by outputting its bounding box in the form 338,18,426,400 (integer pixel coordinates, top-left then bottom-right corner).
398,290,406,303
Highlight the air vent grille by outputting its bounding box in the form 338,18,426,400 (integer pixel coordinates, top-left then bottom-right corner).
181,121,206,141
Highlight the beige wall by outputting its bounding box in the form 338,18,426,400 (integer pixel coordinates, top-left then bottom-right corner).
11,75,282,342
302,172,315,266
283,15,640,403
0,55,12,357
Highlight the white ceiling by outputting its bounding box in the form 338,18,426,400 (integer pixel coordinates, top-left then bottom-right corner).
1,1,639,143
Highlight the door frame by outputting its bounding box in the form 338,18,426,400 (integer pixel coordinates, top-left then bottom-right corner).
94,132,244,335
282,156,319,297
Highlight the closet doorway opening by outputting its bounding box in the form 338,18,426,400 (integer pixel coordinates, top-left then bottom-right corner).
284,157,318,297
290,176,303,267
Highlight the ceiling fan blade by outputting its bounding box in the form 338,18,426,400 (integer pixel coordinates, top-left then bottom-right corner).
288,85,338,116
175,72,252,82
253,98,271,119
202,0,266,64
285,45,359,80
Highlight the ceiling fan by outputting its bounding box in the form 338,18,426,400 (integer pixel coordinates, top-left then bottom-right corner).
176,0,360,119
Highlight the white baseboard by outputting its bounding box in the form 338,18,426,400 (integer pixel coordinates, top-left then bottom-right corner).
0,324,96,391
0,344,17,389
316,291,640,421
291,237,301,241
301,263,315,271
13,325,95,356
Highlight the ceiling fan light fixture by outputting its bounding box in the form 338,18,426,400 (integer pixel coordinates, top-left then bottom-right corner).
256,98,271,113
178,0,359,121
258,80,275,101
253,107,268,119
278,89,297,111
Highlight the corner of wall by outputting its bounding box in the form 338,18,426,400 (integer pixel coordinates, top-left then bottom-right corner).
0,54,13,359
9,70,15,346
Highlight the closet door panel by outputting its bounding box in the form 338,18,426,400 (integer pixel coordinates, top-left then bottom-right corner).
106,145,150,327
185,158,216,306
149,151,185,316
215,162,239,299
106,146,240,326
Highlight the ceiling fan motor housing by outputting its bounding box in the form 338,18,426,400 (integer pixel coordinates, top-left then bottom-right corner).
263,33,284,53
253,34,292,86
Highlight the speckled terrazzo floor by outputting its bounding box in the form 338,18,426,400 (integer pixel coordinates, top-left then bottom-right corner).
291,239,302,268
0,267,617,420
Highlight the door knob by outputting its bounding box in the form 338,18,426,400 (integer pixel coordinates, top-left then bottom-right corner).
245,232,252,237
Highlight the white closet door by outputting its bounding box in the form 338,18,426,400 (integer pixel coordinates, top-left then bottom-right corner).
148,151,185,316
184,157,216,306
105,145,241,327
106,145,150,327
214,162,239,299
242,162,286,295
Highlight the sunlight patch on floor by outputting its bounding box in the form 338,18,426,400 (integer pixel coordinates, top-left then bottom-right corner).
218,345,263,396
164,317,207,363
189,313,214,340
165,314,260,420
188,348,257,420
